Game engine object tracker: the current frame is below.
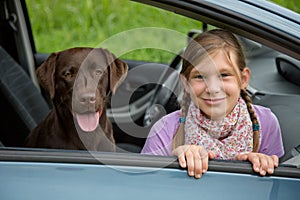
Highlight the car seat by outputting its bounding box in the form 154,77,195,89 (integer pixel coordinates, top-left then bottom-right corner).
0,46,50,147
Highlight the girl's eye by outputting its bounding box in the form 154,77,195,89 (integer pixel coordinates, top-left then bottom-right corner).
219,73,230,78
192,74,205,80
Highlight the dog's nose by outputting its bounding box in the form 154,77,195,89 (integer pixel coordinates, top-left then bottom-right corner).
80,93,96,104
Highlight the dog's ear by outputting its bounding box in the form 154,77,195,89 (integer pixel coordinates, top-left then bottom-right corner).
36,52,58,99
101,48,128,94
110,57,128,94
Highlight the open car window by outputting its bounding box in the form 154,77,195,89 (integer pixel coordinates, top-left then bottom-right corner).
1,1,300,199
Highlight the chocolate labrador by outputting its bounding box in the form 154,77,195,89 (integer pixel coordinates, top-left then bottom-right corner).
24,47,128,151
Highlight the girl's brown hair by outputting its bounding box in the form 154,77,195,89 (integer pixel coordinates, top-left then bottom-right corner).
172,29,260,152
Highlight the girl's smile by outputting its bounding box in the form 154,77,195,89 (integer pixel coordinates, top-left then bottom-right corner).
202,97,226,106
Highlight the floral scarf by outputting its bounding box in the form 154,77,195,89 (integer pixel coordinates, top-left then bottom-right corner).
184,98,260,159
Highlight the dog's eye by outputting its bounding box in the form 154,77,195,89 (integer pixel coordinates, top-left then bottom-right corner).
64,71,73,79
95,69,103,76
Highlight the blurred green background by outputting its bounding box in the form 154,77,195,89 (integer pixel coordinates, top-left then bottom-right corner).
26,0,300,63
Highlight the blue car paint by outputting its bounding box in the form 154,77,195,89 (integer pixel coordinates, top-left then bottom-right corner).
1,161,299,200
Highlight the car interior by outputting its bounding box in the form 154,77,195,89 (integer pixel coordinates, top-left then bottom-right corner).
0,0,300,166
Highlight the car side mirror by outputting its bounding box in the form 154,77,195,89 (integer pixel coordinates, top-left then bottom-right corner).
276,55,300,87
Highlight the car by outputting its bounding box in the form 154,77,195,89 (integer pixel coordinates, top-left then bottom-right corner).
0,0,300,199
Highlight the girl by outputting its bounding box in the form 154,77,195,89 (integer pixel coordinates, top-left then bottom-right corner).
141,29,284,179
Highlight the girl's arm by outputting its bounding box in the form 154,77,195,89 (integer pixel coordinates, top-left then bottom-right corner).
141,111,180,156
235,105,283,176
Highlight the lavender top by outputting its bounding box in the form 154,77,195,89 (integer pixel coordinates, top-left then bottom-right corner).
141,105,285,158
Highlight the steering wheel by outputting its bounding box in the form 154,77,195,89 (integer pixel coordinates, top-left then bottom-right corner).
143,51,183,127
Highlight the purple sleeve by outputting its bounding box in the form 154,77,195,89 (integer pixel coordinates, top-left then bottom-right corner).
142,106,285,158
254,105,285,158
141,111,180,156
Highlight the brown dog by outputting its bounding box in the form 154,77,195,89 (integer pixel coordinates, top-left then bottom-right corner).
24,47,128,151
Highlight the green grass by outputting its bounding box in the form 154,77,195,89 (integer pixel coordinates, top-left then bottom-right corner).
270,0,300,13
26,0,202,63
26,0,299,63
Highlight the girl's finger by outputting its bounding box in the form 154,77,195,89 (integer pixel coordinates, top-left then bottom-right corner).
193,150,203,178
271,155,279,167
258,155,268,176
248,153,261,173
208,151,216,159
185,149,195,177
177,152,187,168
265,155,275,174
199,147,208,173
173,146,189,168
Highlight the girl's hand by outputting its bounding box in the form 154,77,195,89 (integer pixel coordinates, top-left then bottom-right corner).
172,145,215,179
235,153,279,176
